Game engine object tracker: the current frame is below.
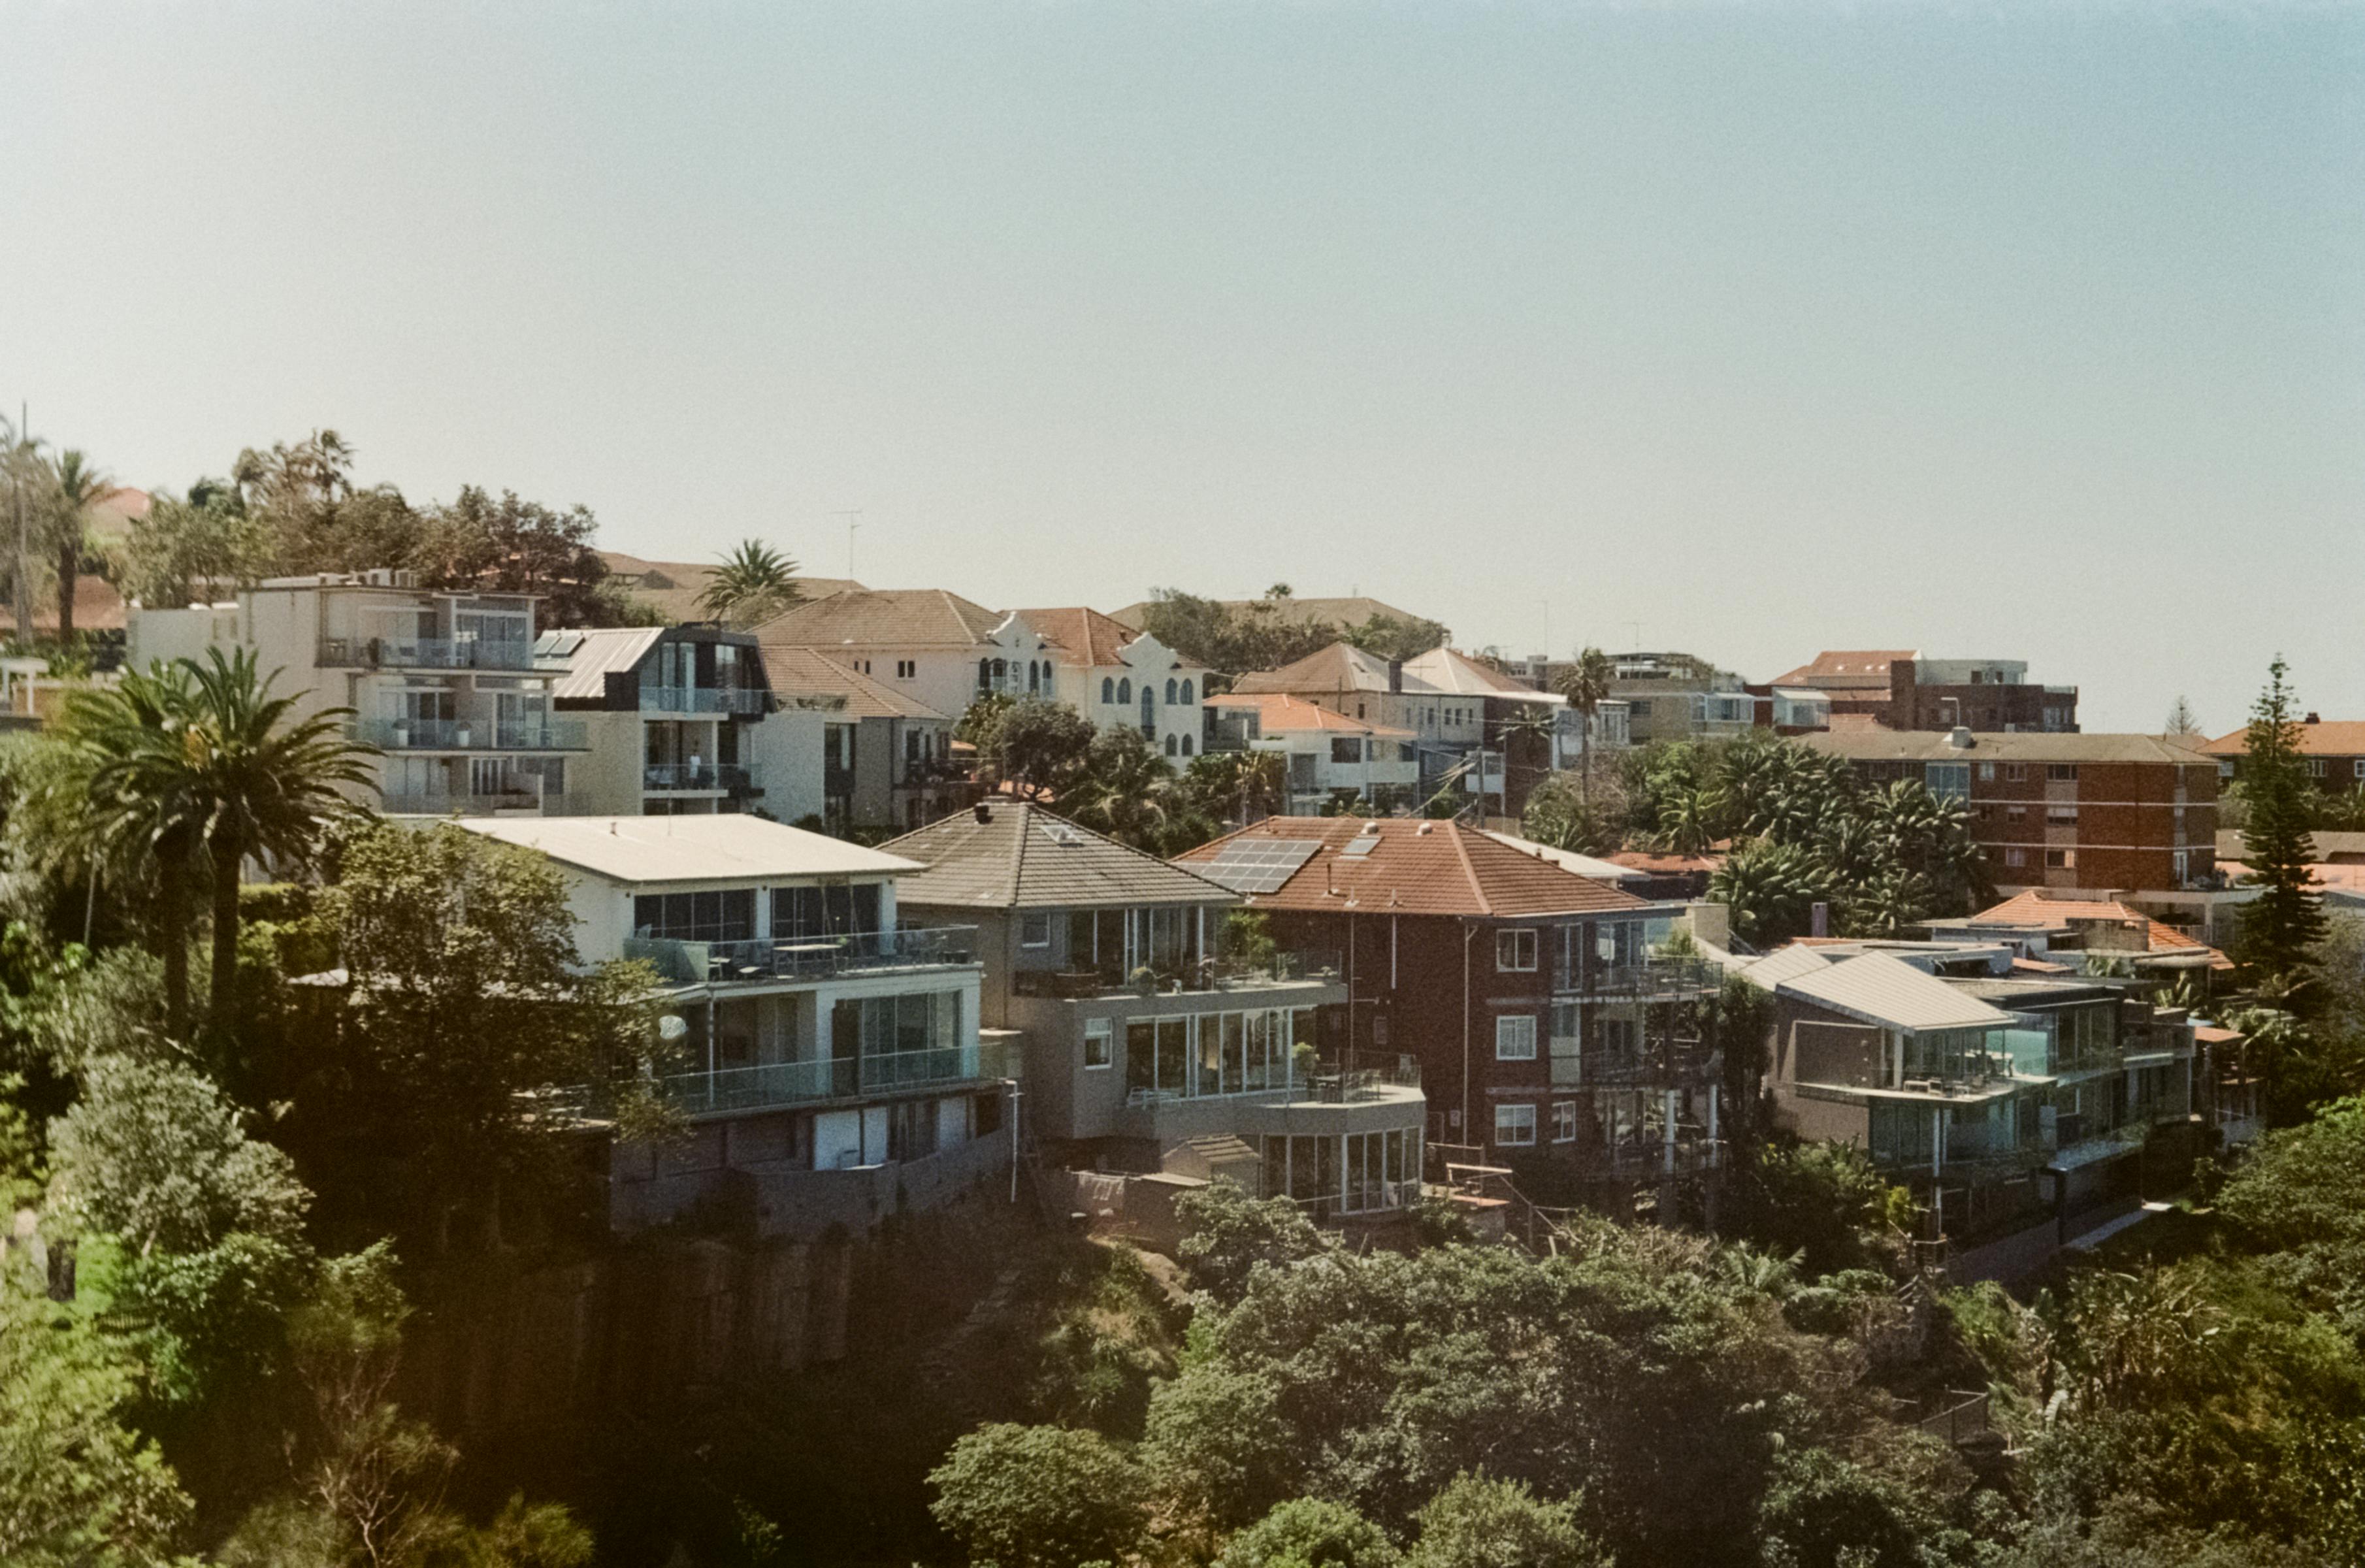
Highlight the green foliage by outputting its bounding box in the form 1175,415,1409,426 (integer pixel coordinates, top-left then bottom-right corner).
0,1278,195,1568
926,1422,1150,1568
1058,723,1197,853
693,538,803,626
2235,658,2328,1000
1340,612,1450,662
1174,1179,1334,1305
1029,1244,1178,1437
1407,1473,1606,1568
1138,589,1342,678
956,689,1017,749
2214,1096,2365,1339
1752,1446,1943,1568
1179,748,1290,828
984,697,1096,799
1217,1496,1401,1568
1519,771,1623,856
1727,1141,1908,1279
112,487,273,611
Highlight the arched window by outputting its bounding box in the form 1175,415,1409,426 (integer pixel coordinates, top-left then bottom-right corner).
1164,734,1179,757
977,659,991,689
1164,678,1178,704
1117,678,1131,704
1100,676,1115,704
992,658,1007,679
1139,685,1156,738
1180,679,1194,704
1028,662,1039,694
1180,734,1194,757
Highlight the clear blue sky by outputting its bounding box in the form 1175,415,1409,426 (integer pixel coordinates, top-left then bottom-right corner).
5,2,2358,732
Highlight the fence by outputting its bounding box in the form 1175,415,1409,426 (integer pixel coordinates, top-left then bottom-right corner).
623,926,979,985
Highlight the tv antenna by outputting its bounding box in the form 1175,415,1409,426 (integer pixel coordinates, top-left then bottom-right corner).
833,509,864,580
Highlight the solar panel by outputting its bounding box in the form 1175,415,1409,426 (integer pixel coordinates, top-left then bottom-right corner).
1341,834,1380,858
1198,839,1322,894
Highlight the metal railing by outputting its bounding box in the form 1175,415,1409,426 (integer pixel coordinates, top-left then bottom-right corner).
655,1040,999,1115
1554,957,1724,999
642,763,758,791
640,685,770,715
1014,949,1343,1000
319,635,538,672
351,717,588,751
1124,1055,1419,1109
1560,1043,1718,1086
380,790,589,817
623,926,980,985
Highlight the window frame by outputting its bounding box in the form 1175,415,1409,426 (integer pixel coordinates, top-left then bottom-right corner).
1495,928,1539,973
1551,1100,1579,1143
1083,1017,1113,1070
1494,1102,1537,1147
1019,912,1052,949
1495,1014,1539,1060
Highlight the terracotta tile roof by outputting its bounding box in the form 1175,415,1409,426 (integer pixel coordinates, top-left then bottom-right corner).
884,800,1237,911
1966,890,2230,968
2202,721,2365,758
1209,693,1415,738
1173,816,1651,918
758,645,948,721
1605,849,1724,875
1229,642,1444,698
1824,711,1889,732
750,587,1005,650
2219,858,2365,897
1770,649,1917,689
1015,606,1207,671
1804,730,2210,766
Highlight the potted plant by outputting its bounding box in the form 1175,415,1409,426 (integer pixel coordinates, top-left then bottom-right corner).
1130,966,1158,998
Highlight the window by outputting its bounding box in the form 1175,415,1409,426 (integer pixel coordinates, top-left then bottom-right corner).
2218,760,2234,778
1495,1015,1538,1060
1552,1101,1579,1143
633,889,756,943
1117,678,1131,704
1101,677,1114,703
1165,678,1178,704
2353,760,2365,779
1020,912,1052,948
2046,849,2076,869
2004,847,2027,868
2005,763,2026,782
2006,805,2026,821
1977,762,1996,781
1180,735,1193,757
2310,758,2328,777
2046,805,2079,825
896,659,916,679
1331,736,1363,764
2047,764,2079,782
1496,928,1538,972
1181,679,1194,704
1494,1103,1536,1146
1164,734,1179,757
1083,1018,1113,1070
977,659,991,690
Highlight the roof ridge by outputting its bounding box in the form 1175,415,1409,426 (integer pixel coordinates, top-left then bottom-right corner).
1446,821,1488,915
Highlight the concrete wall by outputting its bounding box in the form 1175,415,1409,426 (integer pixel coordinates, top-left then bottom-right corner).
747,707,828,824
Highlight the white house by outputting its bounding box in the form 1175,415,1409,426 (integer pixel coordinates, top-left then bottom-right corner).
1206,693,1421,812
1019,606,1209,760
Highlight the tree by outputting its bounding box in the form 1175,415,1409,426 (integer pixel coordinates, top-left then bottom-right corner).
2236,659,2327,1000
694,539,802,627
983,698,1096,800
926,1422,1149,1568
1179,749,1288,829
1139,589,1339,677
1341,612,1451,662
1059,725,1181,852
2214,1096,2365,1339
1707,840,1836,948
1520,772,1622,857
1552,647,1616,797
1174,1178,1334,1304
1407,1474,1607,1568
1,410,45,642
110,486,273,610
417,486,612,627
235,430,421,579
1218,1497,1401,1568
47,449,108,644
2166,696,2204,738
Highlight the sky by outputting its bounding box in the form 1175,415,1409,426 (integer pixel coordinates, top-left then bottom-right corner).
3,1,2359,733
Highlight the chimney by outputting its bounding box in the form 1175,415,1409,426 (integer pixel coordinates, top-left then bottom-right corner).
1388,659,1403,694
2306,712,2322,725
1948,725,1974,749
972,802,991,824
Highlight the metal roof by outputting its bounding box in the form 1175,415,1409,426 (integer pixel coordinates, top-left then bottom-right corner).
454,815,922,886
542,627,665,700
1738,943,1833,990
1776,953,2015,1032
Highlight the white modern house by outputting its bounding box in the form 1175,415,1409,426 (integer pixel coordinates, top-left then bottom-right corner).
453,815,1009,1239
129,570,587,815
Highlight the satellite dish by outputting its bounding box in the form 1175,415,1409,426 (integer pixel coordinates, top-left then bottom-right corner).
657,1014,690,1043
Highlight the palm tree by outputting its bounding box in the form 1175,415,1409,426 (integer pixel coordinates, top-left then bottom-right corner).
49,449,109,643
1552,646,1615,795
1062,728,1179,852
698,539,804,625
57,649,376,1042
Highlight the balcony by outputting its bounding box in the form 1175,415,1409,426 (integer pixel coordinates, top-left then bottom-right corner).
1552,957,1725,1002
640,685,770,716
380,790,590,817
351,717,588,752
319,635,538,673
653,1038,1007,1117
1009,949,1343,1001
642,762,758,792
1123,1056,1422,1111
1551,1040,1718,1086
622,925,980,985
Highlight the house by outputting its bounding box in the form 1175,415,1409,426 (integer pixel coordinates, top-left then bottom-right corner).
594,551,863,625
1489,655,1639,755
1601,849,1724,902
129,570,587,817
453,814,1008,1239
1801,728,2219,900
1925,890,2234,984
2202,716,2365,796
1016,606,1208,761
752,587,1046,729
1171,817,1727,1203
1772,652,2078,734
758,645,965,835
1600,651,1759,744
1228,644,1492,806
1400,647,1573,812
540,625,804,819
883,801,1426,1220
1204,693,1421,813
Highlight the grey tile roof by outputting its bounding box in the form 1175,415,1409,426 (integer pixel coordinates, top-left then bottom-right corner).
882,802,1239,911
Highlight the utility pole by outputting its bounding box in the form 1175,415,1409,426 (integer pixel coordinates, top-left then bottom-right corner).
834,508,863,580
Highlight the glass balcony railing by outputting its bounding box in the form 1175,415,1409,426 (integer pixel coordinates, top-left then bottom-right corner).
640,685,771,715
1009,949,1343,1000
652,1039,1004,1116
1552,956,1724,1000
642,763,758,792
319,635,538,672
622,926,980,985
351,717,588,751
380,790,590,817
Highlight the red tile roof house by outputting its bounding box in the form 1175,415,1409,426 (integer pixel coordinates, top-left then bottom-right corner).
1173,816,1729,1212
2203,716,2365,796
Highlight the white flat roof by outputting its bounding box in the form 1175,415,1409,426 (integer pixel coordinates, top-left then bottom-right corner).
455,815,922,885
1777,952,2015,1033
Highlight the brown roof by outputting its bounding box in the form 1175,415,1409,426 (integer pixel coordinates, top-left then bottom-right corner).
1172,816,1650,918
752,587,1006,651
1230,642,1441,698
1771,649,1916,689
1209,692,1416,738
594,551,863,625
884,800,1236,911
1804,730,2210,766
1604,849,1725,875
1403,647,1563,702
1013,606,1201,671
1966,890,2231,969
757,645,947,721
2202,721,2365,758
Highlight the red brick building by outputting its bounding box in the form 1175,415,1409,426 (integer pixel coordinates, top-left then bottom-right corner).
1172,817,1725,1191
1773,651,2078,734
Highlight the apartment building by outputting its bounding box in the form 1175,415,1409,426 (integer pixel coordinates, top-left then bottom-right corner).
753,587,1050,726
2202,716,2365,795
1400,647,1572,812
1802,728,2218,896
885,802,1426,1219
759,645,964,834
1599,651,1759,745
1228,644,1493,805
129,570,587,816
454,815,1007,1239
1171,817,1726,1201
1204,693,1421,813
1773,651,2078,733
542,625,803,817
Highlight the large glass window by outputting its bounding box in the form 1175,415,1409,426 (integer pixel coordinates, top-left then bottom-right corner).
634,889,756,943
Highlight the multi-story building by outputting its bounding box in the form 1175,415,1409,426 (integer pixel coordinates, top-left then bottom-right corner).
1171,817,1726,1203
1802,729,2218,898
1400,647,1573,813
758,646,964,834
128,570,588,817
884,802,1426,1220
1204,693,1421,813
453,814,1009,1239
542,625,796,817
1599,651,1759,745
753,587,1050,728
1228,644,1494,806
2202,716,2365,796
1772,651,2078,734
1015,607,1209,762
